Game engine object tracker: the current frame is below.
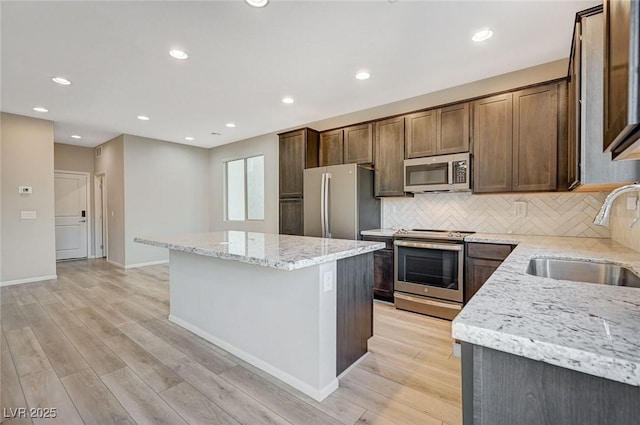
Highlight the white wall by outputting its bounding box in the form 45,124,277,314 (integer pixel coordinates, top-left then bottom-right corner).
124,135,209,267
1,113,56,284
54,143,96,257
94,135,126,267
208,133,279,233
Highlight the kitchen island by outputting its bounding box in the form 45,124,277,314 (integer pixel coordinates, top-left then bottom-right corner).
454,233,640,424
135,231,384,402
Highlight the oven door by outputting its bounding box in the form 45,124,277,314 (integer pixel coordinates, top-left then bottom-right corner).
394,240,464,302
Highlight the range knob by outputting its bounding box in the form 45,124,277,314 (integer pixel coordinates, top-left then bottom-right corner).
447,231,454,238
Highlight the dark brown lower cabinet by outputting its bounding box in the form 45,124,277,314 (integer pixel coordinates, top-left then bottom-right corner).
465,243,513,303
373,251,393,301
279,198,303,236
336,253,373,375
462,343,640,425
363,235,394,301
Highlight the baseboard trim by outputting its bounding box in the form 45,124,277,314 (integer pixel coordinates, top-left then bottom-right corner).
106,259,125,269
0,274,58,287
125,260,169,269
337,351,370,380
169,314,339,402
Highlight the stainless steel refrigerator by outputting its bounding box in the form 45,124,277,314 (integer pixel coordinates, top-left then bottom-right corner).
303,163,380,239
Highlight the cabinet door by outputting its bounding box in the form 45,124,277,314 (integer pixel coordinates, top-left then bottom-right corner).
375,117,406,197
472,94,513,193
603,0,640,152
279,199,303,236
568,20,582,189
320,129,344,166
513,84,558,192
373,251,394,300
405,110,437,158
465,257,502,303
279,131,306,198
344,123,373,164
438,102,470,154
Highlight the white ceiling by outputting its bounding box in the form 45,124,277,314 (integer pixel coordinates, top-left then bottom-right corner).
1,0,599,149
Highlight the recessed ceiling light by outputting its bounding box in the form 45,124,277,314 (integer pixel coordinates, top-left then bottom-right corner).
71,135,82,139
225,123,236,128
472,28,493,42
355,71,371,80
33,107,48,113
282,97,294,104
137,115,150,121
245,0,269,7
185,136,195,141
169,49,188,60
52,77,71,85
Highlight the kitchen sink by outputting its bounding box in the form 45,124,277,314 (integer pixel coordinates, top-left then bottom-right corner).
526,258,640,288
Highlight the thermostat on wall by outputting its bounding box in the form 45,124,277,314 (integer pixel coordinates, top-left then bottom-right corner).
18,186,33,194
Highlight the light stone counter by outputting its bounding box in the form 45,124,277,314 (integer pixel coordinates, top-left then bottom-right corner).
453,233,640,386
135,231,384,271
360,228,397,238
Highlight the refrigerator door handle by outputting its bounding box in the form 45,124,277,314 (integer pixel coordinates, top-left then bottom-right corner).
320,173,326,238
325,173,331,238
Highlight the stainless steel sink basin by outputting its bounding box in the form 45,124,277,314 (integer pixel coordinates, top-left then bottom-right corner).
526,258,640,288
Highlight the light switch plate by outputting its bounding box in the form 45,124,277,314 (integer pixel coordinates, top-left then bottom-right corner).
21,211,36,219
18,186,33,194
627,195,637,210
323,272,333,292
514,201,527,217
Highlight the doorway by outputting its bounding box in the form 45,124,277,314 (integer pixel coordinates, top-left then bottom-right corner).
94,174,107,259
54,171,90,260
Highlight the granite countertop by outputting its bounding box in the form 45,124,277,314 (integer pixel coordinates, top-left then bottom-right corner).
135,231,385,271
361,228,396,237
454,233,640,387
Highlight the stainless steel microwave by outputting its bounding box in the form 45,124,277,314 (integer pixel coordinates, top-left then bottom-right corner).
404,153,470,193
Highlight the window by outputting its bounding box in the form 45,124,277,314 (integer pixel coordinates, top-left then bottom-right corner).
225,155,264,221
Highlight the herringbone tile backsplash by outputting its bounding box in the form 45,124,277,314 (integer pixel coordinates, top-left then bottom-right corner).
382,192,610,238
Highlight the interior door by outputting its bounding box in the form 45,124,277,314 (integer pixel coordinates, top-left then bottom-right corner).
55,172,88,260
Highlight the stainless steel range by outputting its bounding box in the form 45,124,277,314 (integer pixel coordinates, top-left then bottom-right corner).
393,229,474,320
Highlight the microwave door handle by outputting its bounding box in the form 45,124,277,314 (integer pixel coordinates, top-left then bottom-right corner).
448,161,454,185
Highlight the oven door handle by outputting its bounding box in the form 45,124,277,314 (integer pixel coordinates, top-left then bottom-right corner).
394,240,463,251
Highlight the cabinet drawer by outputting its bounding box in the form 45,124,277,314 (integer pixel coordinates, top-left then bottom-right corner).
466,243,513,261
362,235,394,250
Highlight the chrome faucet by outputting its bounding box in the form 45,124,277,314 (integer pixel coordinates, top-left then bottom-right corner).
593,183,640,227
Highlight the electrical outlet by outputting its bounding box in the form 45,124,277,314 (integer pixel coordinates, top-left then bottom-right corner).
514,201,527,217
323,272,333,292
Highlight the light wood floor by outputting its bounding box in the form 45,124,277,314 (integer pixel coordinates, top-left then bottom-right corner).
0,259,461,425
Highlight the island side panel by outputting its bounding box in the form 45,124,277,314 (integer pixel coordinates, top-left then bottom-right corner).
168,250,338,401
336,252,374,375
471,344,640,425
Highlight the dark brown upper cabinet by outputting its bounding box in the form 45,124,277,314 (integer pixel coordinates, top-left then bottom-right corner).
278,128,319,199
405,102,469,159
603,0,640,159
374,117,406,197
319,129,344,166
473,82,563,193
405,109,437,158
512,84,558,192
473,93,514,193
344,123,373,164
